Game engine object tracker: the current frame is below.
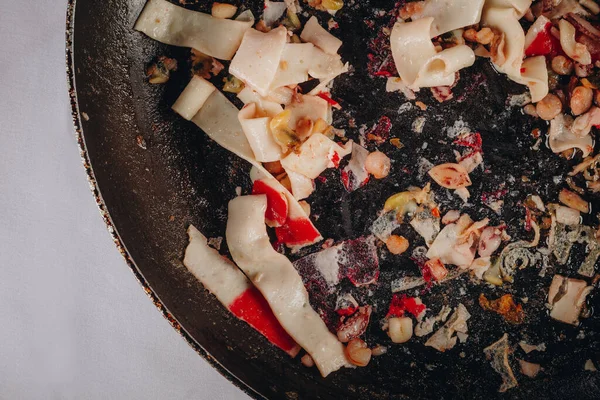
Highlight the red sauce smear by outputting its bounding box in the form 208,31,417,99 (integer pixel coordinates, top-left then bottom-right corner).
275,218,321,246
330,151,341,168
336,306,357,317
366,116,392,144
317,92,341,108
525,22,561,57
229,287,298,354
252,180,288,227
386,294,426,318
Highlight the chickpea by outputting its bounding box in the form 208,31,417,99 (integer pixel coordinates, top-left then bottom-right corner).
386,235,409,255
387,317,413,344
365,151,391,179
463,28,478,42
523,104,538,117
345,338,372,367
571,86,593,116
535,93,562,121
399,1,424,20
475,27,494,45
551,55,574,75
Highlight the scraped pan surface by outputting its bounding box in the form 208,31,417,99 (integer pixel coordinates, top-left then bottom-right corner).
67,0,600,398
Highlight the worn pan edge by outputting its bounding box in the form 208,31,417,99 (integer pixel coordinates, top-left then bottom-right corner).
64,1,262,398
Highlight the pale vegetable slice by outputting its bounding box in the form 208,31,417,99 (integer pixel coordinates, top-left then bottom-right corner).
271,43,315,89
229,26,288,97
237,87,284,117
281,133,352,179
238,103,284,162
183,225,300,357
226,195,351,377
134,0,254,60
559,19,592,65
172,75,216,120
548,113,594,157
412,0,486,37
300,16,343,55
428,163,471,189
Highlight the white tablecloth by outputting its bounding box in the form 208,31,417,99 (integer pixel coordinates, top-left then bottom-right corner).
0,1,248,398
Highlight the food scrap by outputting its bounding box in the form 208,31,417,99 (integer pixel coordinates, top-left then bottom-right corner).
479,294,526,324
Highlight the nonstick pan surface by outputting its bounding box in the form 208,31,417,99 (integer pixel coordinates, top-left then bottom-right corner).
67,1,600,398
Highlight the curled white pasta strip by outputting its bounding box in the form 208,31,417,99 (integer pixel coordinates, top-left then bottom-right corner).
390,18,475,90
559,19,592,65
226,195,351,377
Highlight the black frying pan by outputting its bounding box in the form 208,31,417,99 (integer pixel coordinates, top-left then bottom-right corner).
66,0,600,398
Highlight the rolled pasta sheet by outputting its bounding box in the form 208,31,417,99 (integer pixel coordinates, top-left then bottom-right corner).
413,0,486,37
413,45,476,88
230,27,288,97
134,0,254,60
391,18,475,90
281,133,352,179
548,114,593,157
183,225,300,357
172,76,216,120
226,195,351,377
237,87,285,117
518,56,549,103
300,16,343,55
558,19,592,66
271,43,315,89
482,7,525,78
238,103,284,162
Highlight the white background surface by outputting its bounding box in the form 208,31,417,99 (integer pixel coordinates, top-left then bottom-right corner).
0,1,248,398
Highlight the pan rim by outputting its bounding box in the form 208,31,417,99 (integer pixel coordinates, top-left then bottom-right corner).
64,1,262,398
